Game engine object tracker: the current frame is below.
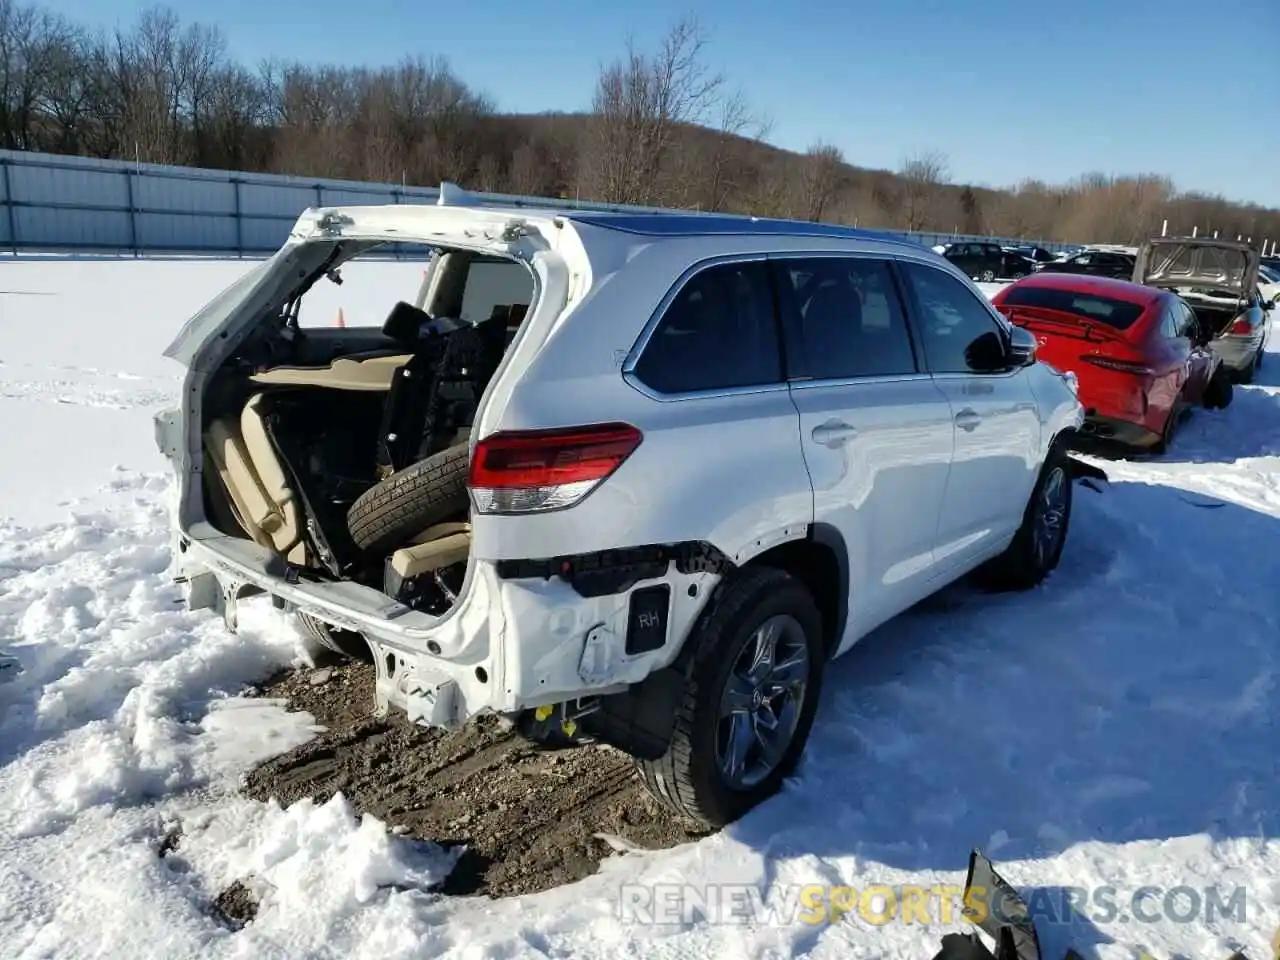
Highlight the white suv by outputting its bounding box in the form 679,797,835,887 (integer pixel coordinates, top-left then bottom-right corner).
156,188,1090,828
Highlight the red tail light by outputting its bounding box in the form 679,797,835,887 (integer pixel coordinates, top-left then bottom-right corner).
1228,318,1252,335
468,422,643,514
1081,355,1154,375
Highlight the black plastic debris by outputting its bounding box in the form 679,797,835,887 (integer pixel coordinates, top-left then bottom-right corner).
932,848,1263,960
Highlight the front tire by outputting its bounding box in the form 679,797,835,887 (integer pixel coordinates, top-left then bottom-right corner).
980,269,996,282
635,567,825,828
978,448,1073,591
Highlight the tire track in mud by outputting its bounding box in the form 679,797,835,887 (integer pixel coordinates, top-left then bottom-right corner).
242,662,711,898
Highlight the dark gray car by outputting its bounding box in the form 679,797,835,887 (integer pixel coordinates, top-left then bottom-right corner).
1133,236,1273,382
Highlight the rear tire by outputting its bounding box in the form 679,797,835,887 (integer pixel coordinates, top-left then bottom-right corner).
1203,366,1234,409
977,447,1073,591
346,442,470,555
295,611,371,663
634,567,825,829
1152,405,1179,455
980,269,996,282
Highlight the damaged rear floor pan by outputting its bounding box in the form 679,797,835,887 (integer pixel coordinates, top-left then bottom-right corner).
242,661,709,898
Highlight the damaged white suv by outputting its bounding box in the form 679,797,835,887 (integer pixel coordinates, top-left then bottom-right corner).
156,187,1090,827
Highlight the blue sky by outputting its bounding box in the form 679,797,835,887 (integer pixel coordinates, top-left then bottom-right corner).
38,0,1280,207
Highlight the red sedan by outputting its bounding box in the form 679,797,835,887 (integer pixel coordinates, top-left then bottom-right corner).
990,273,1233,450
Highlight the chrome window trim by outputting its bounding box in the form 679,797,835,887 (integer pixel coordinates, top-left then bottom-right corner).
620,244,1008,402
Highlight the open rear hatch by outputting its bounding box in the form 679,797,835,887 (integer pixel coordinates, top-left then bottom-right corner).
1133,237,1260,300
187,241,534,624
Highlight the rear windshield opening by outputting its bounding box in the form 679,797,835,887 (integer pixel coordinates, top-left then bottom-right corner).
1001,286,1146,330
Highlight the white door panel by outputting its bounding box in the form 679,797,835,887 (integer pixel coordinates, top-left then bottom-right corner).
790,378,954,644
930,372,1041,569
896,259,1043,573
769,253,958,654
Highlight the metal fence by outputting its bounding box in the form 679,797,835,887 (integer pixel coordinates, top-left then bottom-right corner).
0,148,1074,257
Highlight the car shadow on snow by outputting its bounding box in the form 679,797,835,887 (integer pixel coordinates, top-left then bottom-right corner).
1156,380,1280,464
725,479,1280,886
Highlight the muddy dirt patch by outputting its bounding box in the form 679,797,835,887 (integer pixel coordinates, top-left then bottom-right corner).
242,662,710,898
211,879,259,929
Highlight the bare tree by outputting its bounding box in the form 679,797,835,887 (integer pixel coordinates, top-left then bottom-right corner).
898,149,950,232
507,141,547,196
796,141,844,222
0,0,81,150
579,16,728,206
685,85,771,211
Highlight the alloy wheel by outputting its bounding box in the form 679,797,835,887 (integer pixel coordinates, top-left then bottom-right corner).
1031,465,1068,569
715,614,812,790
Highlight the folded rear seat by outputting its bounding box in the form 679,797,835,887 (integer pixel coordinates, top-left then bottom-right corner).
239,393,308,565
202,395,309,566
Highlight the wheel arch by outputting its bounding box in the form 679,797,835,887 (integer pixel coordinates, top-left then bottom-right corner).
742,523,848,660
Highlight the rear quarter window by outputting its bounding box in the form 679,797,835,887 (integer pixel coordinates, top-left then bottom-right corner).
1000,286,1147,330
631,260,782,395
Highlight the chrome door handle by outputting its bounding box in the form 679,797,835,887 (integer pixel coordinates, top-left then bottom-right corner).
955,408,981,431
811,419,859,446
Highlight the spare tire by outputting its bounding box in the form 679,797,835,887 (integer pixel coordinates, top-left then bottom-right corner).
347,442,470,555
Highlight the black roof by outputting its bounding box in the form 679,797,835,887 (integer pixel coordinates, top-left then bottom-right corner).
565,211,922,250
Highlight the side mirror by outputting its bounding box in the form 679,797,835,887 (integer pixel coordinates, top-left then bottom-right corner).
1264,296,1277,312
1007,325,1038,366
965,330,1011,372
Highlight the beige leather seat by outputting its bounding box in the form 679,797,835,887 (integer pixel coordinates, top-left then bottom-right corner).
389,522,472,581
203,393,309,566
249,353,412,391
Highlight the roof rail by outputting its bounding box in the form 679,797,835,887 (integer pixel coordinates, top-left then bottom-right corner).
431,181,731,218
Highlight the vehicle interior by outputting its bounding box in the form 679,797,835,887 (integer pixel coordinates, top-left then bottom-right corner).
197,243,535,617
1142,245,1257,338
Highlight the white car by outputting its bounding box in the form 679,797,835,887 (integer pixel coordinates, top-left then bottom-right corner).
156,188,1090,827
1258,263,1280,304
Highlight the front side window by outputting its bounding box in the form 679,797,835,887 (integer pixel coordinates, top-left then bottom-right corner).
631,260,782,395
774,257,917,380
900,262,1005,374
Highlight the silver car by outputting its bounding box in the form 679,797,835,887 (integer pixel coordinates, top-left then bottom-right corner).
1133,237,1274,383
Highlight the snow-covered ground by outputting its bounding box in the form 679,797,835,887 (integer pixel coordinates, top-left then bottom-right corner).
1,258,1277,960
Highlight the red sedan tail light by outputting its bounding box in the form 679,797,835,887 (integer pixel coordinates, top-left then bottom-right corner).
1081,355,1154,376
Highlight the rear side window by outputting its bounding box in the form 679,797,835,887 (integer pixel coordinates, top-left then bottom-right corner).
632,261,782,395
774,257,917,379
1000,285,1147,330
